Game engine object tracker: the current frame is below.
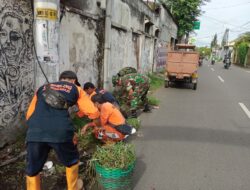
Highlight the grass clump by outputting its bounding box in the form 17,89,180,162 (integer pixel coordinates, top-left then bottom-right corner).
148,96,160,106
77,129,100,150
72,116,91,130
72,116,100,150
92,142,136,169
126,118,141,130
148,73,164,91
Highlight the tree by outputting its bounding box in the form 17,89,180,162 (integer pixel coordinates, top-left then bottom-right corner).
196,46,211,57
221,28,229,47
210,33,218,49
160,0,210,41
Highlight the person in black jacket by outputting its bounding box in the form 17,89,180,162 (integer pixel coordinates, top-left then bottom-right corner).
25,71,99,190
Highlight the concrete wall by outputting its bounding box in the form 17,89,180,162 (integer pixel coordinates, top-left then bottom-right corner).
59,11,101,86
0,0,35,147
108,0,160,86
159,5,178,44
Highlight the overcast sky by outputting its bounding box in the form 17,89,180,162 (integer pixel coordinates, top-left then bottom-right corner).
194,0,250,47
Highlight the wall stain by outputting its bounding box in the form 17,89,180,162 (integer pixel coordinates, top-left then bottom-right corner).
95,17,105,88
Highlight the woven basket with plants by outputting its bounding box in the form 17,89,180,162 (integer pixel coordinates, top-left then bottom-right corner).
92,142,136,190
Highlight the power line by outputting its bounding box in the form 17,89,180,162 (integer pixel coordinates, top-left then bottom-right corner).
205,1,250,10
203,15,240,28
196,31,225,40
203,15,250,30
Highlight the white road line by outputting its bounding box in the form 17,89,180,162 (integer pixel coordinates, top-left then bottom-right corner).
239,103,250,119
218,76,224,83
246,71,250,73
211,68,215,71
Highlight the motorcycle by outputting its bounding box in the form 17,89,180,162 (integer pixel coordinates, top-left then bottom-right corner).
224,57,231,69
198,58,203,67
211,59,215,65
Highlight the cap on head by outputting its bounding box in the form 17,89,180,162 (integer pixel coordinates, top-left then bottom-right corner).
59,70,81,86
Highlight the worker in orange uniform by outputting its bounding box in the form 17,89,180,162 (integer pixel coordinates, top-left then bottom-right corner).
77,82,119,118
81,94,136,143
25,71,99,190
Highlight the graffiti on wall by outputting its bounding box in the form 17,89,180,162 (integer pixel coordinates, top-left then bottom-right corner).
0,0,34,128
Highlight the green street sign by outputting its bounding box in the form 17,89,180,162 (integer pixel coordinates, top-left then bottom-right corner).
193,21,200,30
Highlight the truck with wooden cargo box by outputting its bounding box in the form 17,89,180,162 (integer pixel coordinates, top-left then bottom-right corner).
165,44,199,90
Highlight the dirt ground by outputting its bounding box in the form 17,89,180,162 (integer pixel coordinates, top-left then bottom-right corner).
0,133,98,190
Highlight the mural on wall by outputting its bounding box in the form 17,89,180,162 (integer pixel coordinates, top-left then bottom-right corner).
0,0,34,129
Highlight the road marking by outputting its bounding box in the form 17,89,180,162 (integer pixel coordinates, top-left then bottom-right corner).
239,103,250,119
211,68,215,71
246,71,250,73
218,76,224,83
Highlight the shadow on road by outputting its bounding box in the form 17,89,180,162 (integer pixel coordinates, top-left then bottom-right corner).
138,125,250,148
169,82,193,90
132,156,146,188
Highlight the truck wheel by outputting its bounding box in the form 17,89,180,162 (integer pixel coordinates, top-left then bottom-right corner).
193,83,197,90
165,81,169,88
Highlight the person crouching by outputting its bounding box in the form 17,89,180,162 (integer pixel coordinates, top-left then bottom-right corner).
81,94,136,143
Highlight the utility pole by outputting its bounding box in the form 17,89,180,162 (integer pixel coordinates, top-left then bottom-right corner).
33,0,60,87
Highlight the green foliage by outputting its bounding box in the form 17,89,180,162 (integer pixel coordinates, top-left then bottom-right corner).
72,116,100,150
148,96,160,106
92,143,136,169
237,42,249,65
126,118,141,130
196,46,211,57
72,116,91,130
160,0,209,37
55,164,65,174
78,129,100,150
148,73,164,91
234,32,250,46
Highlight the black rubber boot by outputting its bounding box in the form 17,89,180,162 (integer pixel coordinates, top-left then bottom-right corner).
143,104,151,112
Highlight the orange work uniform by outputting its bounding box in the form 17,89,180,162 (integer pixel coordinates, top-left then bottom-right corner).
94,102,125,142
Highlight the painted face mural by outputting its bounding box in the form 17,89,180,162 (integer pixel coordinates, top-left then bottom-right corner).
0,15,24,64
0,3,34,129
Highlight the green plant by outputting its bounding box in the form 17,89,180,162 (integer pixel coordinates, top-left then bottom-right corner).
160,0,209,38
77,129,101,151
238,42,249,65
126,118,141,130
148,73,164,91
55,164,65,174
92,142,136,169
71,115,101,150
148,96,160,106
72,116,91,130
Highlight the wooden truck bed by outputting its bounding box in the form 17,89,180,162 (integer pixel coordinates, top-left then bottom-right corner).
166,51,199,77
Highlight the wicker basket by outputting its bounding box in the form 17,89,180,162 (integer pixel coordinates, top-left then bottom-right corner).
95,161,135,190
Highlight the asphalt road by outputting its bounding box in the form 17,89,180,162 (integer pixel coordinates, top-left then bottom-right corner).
132,61,250,190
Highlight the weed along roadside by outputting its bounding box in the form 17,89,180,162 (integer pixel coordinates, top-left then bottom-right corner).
0,73,163,190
